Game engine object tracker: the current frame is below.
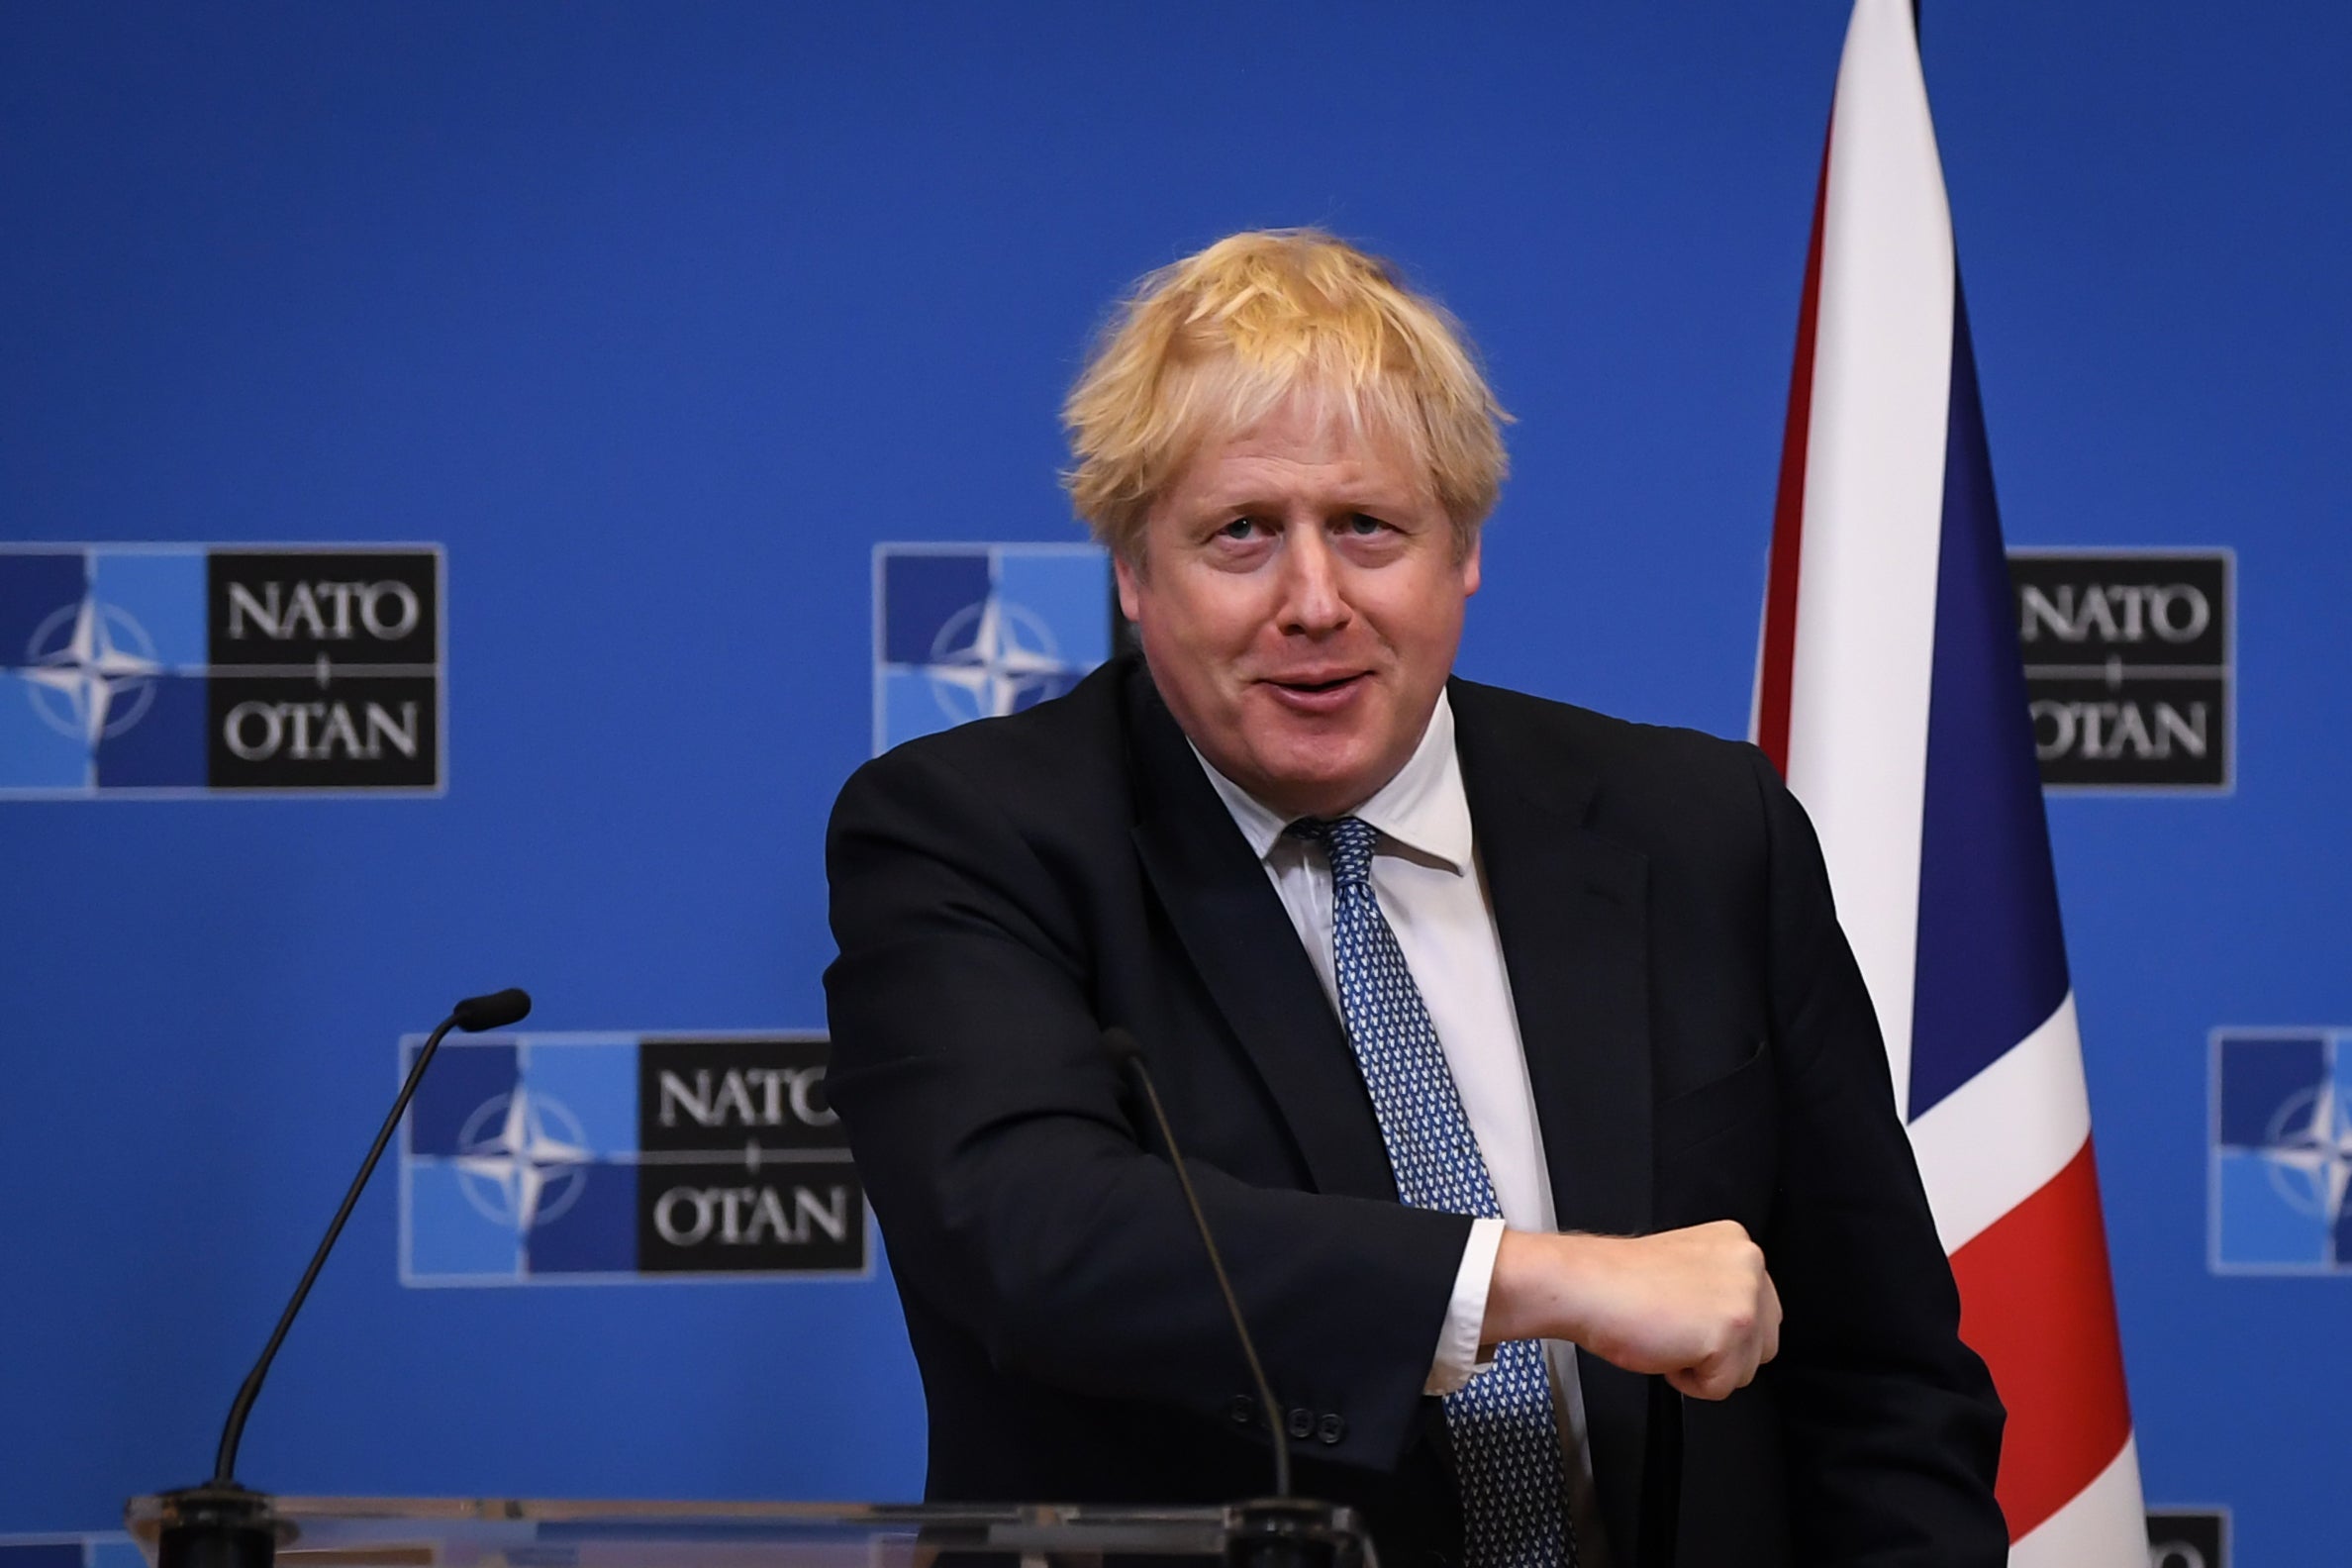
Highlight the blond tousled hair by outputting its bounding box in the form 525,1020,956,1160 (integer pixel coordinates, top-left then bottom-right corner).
1061,230,1510,560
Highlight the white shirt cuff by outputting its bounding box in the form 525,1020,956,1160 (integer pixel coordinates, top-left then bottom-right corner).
1425,1217,1508,1395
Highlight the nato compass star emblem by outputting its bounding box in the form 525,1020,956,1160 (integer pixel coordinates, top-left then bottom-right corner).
921,592,1078,724
2212,1029,2352,1271
2259,1077,2352,1231
451,1086,593,1233
873,544,1112,753
22,594,160,744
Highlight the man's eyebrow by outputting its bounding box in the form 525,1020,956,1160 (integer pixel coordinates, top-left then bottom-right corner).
1190,481,1421,515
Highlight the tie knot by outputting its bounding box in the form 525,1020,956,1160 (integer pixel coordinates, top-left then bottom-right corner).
1287,815,1379,885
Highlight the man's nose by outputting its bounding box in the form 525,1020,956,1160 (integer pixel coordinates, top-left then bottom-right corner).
1277,530,1351,637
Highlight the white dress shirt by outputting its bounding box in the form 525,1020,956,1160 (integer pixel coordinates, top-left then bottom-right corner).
1194,690,1611,1563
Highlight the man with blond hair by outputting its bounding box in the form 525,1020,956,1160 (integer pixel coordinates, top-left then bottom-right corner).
825,231,2006,1568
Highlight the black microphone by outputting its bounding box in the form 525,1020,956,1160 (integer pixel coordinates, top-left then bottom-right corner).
155,988,534,1568
1103,1025,1292,1500
450,987,531,1032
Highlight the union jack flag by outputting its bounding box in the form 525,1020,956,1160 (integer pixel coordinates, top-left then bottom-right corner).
1754,4,2144,1560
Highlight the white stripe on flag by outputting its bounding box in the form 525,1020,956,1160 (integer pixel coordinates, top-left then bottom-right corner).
1905,991,2093,1252
2008,1434,2149,1568
1780,0,1955,1117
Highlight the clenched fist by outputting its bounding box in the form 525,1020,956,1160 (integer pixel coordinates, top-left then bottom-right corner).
1481,1221,1782,1401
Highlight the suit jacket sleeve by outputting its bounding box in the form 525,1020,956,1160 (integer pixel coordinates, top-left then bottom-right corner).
824,736,1474,1471
1748,746,2010,1564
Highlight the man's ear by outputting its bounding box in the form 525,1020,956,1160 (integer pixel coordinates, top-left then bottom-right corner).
1114,547,1144,624
1460,528,1482,598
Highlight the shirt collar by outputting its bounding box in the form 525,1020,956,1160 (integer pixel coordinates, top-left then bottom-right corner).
1191,689,1474,873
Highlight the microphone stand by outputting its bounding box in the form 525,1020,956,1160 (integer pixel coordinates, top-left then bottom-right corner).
1103,1029,1358,1568
154,989,532,1568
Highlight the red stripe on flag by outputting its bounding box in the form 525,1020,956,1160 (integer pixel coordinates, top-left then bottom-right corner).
1756,125,1833,776
1949,1137,2134,1542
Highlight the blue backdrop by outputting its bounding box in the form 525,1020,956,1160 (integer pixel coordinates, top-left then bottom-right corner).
3,4,2346,1563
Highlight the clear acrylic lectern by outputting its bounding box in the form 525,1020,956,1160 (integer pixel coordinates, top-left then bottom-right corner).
125,1496,1373,1568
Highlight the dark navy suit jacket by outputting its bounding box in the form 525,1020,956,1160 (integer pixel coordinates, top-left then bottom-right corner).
823,653,2005,1568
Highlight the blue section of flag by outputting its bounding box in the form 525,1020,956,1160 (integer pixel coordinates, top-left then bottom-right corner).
1907,288,2073,1121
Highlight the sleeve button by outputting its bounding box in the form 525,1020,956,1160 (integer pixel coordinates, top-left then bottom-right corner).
1316,1413,1346,1445
1286,1407,1314,1440
1227,1395,1255,1426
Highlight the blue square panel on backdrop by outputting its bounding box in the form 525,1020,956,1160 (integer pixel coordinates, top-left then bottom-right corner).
92,674,207,789
404,1041,522,1157
0,552,88,663
877,550,991,666
0,1536,145,1568
405,1164,526,1280
872,543,1111,754
522,1038,640,1156
89,551,207,669
525,1161,638,1276
0,673,91,790
2211,1029,2352,1273
0,1543,84,1568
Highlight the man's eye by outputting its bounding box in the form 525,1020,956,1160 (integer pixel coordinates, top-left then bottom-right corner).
1217,518,1264,540
1344,513,1391,536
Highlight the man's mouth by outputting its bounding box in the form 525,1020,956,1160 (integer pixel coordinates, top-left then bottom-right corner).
1261,671,1370,709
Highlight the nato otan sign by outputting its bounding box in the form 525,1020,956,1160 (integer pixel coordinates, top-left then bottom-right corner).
400,1031,867,1285
0,543,443,797
2009,549,2231,792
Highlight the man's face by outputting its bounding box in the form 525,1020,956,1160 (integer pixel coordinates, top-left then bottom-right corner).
1117,388,1479,820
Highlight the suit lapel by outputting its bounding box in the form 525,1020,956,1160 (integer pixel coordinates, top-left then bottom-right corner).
1452,685,1654,1239
1123,664,1399,1203
1451,679,1661,1565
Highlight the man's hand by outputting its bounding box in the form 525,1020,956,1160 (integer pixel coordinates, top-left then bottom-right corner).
1481,1222,1781,1401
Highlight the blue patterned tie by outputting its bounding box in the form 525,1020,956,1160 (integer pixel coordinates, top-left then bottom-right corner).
1290,816,1575,1568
